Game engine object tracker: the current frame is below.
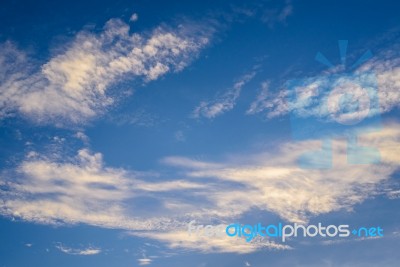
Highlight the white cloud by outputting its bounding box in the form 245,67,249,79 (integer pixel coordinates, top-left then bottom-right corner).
358,53,400,114
130,13,139,22
248,47,400,120
192,71,256,119
132,229,290,254
74,131,89,143
1,124,398,254
138,258,152,265
387,189,400,199
164,123,400,223
55,243,101,255
0,148,206,230
0,17,214,125
246,80,270,115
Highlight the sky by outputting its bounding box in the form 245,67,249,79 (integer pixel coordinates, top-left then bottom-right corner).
0,0,400,266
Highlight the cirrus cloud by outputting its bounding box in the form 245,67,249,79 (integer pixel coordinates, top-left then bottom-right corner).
0,17,215,125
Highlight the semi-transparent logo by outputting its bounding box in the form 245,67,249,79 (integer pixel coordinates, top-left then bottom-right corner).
287,40,381,168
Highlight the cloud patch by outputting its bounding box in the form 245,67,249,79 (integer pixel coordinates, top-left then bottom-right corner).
132,229,290,254
192,71,256,119
138,258,152,266
55,243,101,255
164,123,400,223
0,148,205,230
1,124,398,253
248,45,400,120
0,17,214,125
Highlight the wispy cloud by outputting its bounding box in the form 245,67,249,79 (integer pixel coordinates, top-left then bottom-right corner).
174,130,186,142
55,243,101,255
0,148,206,230
138,258,152,265
1,124,398,253
387,189,400,199
261,0,293,27
192,71,257,119
164,122,400,223
132,230,290,254
74,131,90,144
0,17,215,125
319,235,382,246
130,13,139,22
246,80,271,115
0,123,398,255
110,109,160,127
249,45,400,120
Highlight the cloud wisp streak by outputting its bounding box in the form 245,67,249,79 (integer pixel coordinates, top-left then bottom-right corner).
192,71,257,119
0,148,206,231
164,123,400,223
248,44,400,120
0,17,215,125
1,123,398,253
55,243,101,256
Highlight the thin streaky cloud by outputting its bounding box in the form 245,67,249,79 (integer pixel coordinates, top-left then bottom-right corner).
138,258,152,265
246,80,270,115
0,123,399,253
163,123,400,223
132,230,291,254
55,243,101,256
0,17,215,125
0,148,207,231
192,71,257,119
248,45,400,120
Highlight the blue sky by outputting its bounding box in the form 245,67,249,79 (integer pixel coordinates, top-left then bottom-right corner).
1,0,400,266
